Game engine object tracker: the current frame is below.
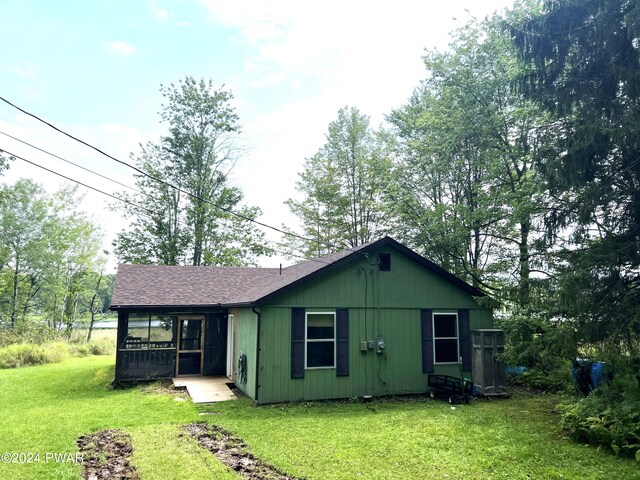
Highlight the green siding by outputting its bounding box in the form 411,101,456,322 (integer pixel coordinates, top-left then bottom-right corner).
272,246,479,309
256,247,493,404
234,307,258,400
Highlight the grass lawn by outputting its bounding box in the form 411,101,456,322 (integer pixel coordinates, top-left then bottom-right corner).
0,356,637,479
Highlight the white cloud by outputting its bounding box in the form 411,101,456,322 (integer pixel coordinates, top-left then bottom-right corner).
248,72,286,89
103,41,136,56
198,0,513,118
146,0,169,21
5,66,36,78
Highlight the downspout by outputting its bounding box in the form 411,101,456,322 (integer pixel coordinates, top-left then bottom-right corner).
252,306,261,403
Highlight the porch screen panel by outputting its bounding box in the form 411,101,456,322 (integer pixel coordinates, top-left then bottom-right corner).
123,314,177,349
150,315,177,348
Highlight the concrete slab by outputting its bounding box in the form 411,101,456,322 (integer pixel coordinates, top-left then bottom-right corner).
172,376,237,403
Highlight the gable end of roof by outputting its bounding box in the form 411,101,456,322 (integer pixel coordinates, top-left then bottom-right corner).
254,236,484,304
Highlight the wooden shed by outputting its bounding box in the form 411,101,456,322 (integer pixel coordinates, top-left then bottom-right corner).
110,236,493,403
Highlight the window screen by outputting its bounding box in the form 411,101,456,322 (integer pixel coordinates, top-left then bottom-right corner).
306,313,335,368
433,313,458,363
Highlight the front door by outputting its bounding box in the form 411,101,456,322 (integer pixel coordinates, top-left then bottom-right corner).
226,314,235,379
202,313,228,376
177,316,204,376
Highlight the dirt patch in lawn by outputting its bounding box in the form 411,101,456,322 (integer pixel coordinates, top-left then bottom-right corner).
77,429,138,479
187,423,302,480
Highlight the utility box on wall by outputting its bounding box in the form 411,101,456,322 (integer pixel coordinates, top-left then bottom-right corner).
472,329,508,397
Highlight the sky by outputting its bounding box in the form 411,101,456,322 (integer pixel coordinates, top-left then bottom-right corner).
0,0,515,270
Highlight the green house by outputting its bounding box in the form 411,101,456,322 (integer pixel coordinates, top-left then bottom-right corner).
110,236,492,403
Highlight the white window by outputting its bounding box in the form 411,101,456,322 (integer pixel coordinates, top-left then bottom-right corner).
433,313,459,364
305,312,336,368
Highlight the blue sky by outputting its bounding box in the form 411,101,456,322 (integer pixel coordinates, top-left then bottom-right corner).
0,0,514,267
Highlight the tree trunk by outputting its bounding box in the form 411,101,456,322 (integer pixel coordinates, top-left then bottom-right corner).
10,255,20,328
518,217,531,306
87,269,104,342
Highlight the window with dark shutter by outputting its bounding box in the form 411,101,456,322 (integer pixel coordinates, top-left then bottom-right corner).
433,313,459,363
291,308,305,378
305,312,335,368
336,308,349,376
421,309,434,373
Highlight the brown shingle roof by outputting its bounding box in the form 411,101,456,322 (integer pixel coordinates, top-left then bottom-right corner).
110,237,483,308
110,265,280,307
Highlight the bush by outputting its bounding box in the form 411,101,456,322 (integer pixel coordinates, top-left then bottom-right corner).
86,339,114,356
0,344,53,368
70,344,91,357
558,383,640,460
0,338,114,369
507,364,574,393
0,324,59,347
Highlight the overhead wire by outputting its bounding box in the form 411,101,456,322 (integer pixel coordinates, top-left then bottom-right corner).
0,94,325,248
0,146,336,268
0,95,382,263
0,129,139,193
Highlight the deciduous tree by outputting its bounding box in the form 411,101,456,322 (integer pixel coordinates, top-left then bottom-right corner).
114,77,269,266
284,106,392,257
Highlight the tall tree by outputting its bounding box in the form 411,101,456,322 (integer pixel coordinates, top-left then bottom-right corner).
285,106,392,258
388,17,553,303
114,77,269,266
40,188,103,330
0,180,50,327
509,0,640,361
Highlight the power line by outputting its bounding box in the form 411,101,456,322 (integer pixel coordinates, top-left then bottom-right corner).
0,130,328,262
0,94,320,247
0,129,139,193
0,148,154,216
0,147,335,267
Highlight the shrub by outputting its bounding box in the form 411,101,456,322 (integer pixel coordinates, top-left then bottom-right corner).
0,344,51,368
558,383,640,460
0,324,59,347
0,339,114,369
70,344,91,357
508,364,574,393
86,339,114,356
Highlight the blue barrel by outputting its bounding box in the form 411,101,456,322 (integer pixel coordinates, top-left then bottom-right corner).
505,366,526,376
590,361,607,388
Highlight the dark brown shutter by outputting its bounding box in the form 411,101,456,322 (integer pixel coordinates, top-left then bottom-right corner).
458,309,471,371
291,308,305,378
421,309,434,373
336,308,349,376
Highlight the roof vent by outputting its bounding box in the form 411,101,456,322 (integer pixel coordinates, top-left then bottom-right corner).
378,253,391,272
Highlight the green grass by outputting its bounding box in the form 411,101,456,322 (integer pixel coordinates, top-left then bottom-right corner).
0,356,638,479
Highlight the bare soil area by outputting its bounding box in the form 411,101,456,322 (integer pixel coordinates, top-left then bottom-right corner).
77,429,138,479
187,423,303,480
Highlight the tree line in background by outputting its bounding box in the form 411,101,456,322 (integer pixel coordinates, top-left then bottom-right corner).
0,178,111,334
